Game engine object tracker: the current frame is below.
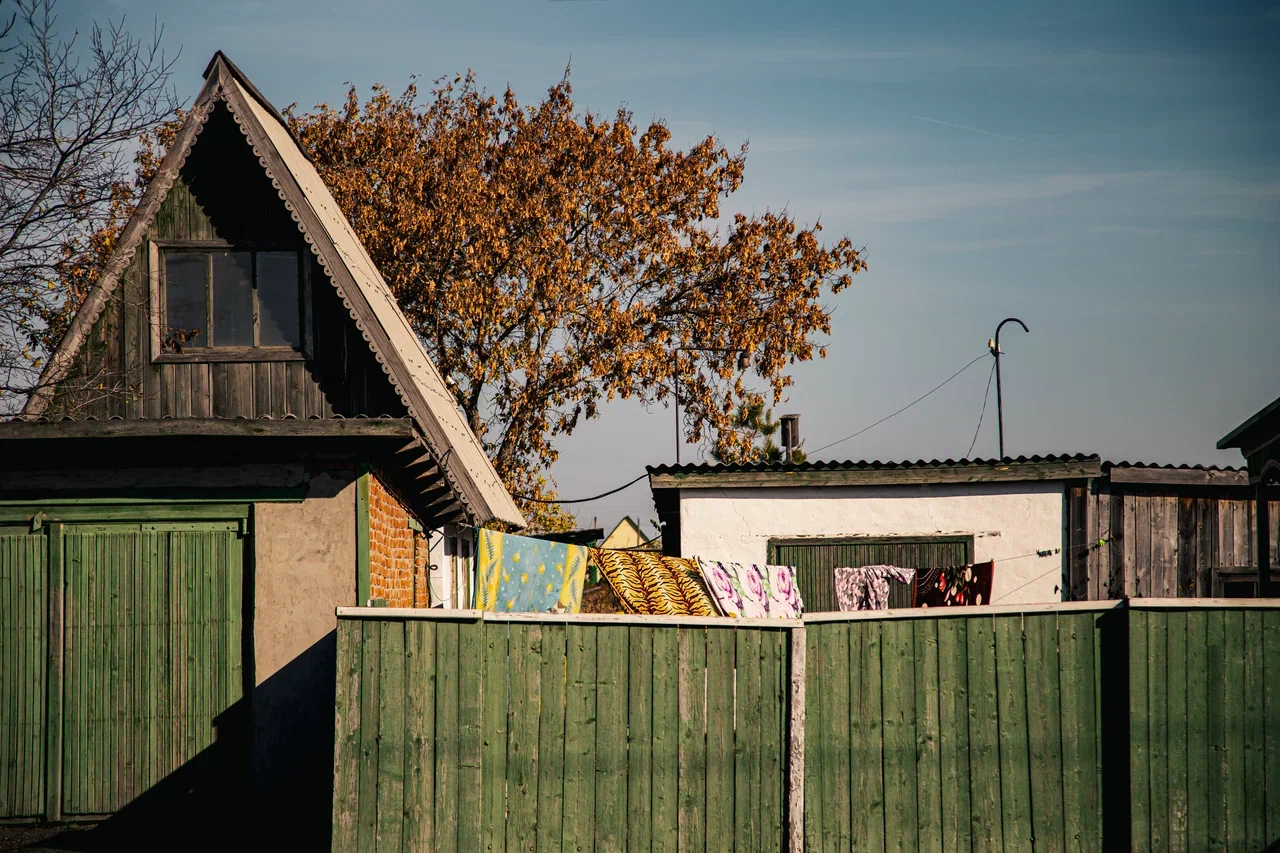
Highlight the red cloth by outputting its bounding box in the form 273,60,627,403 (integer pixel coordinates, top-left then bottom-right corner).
915,561,995,607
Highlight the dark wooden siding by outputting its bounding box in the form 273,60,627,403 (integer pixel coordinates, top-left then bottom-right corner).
47,102,407,422
1067,483,1280,600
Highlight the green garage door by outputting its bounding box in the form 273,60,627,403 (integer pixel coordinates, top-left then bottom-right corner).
768,536,974,612
60,523,245,816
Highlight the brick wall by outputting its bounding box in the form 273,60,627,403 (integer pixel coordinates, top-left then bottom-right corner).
369,473,417,607
413,530,431,608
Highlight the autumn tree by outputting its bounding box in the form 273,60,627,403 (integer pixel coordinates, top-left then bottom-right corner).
0,0,178,415
287,71,864,516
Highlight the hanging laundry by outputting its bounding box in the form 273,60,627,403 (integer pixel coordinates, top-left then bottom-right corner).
696,559,804,619
834,565,917,611
915,561,995,607
592,550,720,616
475,529,588,613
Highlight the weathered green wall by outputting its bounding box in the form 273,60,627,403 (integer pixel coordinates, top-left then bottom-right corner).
331,618,791,852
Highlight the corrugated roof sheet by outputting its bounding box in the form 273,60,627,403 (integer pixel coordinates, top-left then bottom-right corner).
647,453,1099,476
1102,460,1245,473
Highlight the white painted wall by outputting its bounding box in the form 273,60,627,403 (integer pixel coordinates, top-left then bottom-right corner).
678,481,1068,604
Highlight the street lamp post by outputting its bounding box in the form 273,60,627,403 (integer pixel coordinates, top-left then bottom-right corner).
990,317,1029,459
674,347,751,465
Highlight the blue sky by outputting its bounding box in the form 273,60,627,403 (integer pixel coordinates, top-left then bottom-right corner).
76,0,1280,532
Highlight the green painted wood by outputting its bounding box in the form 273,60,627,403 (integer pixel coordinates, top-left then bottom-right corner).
45,524,63,822
883,619,919,853
563,623,598,853
535,624,566,853
913,619,942,853
822,623,852,852
332,619,363,851
1164,611,1189,853
403,620,436,852
457,619,486,852
1129,609,1150,853
650,627,679,853
627,626,653,853
935,618,971,853
1024,614,1065,853
594,625,628,851
758,630,784,853
357,619,382,851
1263,610,1280,845
703,628,734,853
1205,610,1228,850
0,532,47,819
993,617,1032,851
966,617,1003,853
676,627,707,853
1184,611,1209,850
771,538,970,612
1147,612,1170,853
1242,610,1266,852
859,620,887,853
733,629,761,852
508,623,543,853
377,622,407,853
804,621,825,852
433,621,460,853
1223,610,1246,851
481,622,509,853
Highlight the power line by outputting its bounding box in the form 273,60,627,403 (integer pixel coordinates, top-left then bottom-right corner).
513,472,649,505
966,359,997,458
811,352,991,456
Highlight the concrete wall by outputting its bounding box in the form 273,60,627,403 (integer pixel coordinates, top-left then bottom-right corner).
251,470,356,845
677,481,1068,604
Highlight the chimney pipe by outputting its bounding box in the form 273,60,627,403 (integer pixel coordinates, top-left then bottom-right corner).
780,413,801,462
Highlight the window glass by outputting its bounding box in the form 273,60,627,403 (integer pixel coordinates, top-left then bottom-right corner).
257,251,300,347
163,253,207,352
212,252,254,346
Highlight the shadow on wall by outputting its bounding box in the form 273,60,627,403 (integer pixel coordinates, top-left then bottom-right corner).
29,633,337,852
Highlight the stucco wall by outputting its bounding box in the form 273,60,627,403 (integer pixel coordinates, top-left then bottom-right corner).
678,481,1068,604
251,470,356,845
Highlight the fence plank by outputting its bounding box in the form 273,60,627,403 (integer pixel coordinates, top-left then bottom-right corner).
734,629,762,852
936,618,971,853
357,621,382,852
1129,609,1150,853
1149,613,1170,853
594,625,629,851
882,619,918,853
1165,611,1188,853
482,622,509,853
911,619,941,853
403,621,436,852
652,627,679,853
1206,610,1228,851
805,624,825,852
994,617,1032,851
332,619,363,852
759,630,784,853
433,621,460,853
1185,611,1209,851
677,627,708,853
861,621,888,853
823,624,852,852
563,624,598,853
457,620,486,852
377,622,407,853
628,627,653,853
1242,610,1265,852
966,616,1003,853
1025,614,1065,853
509,623,543,853
704,628,735,853
1263,610,1280,844
1223,611,1246,851
536,625,567,853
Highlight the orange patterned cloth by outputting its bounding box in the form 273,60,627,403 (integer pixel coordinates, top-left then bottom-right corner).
590,549,721,617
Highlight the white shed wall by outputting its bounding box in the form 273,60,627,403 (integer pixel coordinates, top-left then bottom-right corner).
678,481,1068,604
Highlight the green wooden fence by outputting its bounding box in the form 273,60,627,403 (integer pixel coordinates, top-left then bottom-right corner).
332,615,791,852
335,602,1280,853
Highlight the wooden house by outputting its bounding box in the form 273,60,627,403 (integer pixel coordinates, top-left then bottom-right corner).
0,53,522,843
1218,393,1280,596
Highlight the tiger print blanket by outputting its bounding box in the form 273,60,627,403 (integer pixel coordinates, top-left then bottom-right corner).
590,550,721,617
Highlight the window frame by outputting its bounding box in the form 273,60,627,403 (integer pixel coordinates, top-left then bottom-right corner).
149,239,313,363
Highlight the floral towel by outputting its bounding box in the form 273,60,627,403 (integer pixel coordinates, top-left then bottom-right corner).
915,561,995,607
696,559,804,619
834,565,917,611
475,529,587,613
592,550,719,616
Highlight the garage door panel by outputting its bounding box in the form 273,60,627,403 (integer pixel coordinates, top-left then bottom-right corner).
772,537,973,612
0,533,47,819
61,526,243,816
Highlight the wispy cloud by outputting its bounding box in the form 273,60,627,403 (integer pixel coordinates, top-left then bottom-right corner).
913,115,1033,145
1089,224,1163,237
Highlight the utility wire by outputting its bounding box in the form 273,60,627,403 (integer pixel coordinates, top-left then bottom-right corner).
811,352,990,456
966,359,997,458
513,472,649,505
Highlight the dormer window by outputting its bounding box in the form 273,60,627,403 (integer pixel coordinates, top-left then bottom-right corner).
159,248,303,355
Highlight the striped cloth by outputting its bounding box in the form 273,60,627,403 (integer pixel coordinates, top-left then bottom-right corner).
591,549,720,616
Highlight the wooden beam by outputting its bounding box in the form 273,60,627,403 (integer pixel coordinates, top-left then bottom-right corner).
1107,467,1249,487
0,417,415,441
649,458,1103,490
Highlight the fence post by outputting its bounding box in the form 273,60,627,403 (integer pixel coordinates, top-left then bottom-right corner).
788,624,806,853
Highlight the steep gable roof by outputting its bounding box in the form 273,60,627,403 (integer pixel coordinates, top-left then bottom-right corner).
25,52,524,528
